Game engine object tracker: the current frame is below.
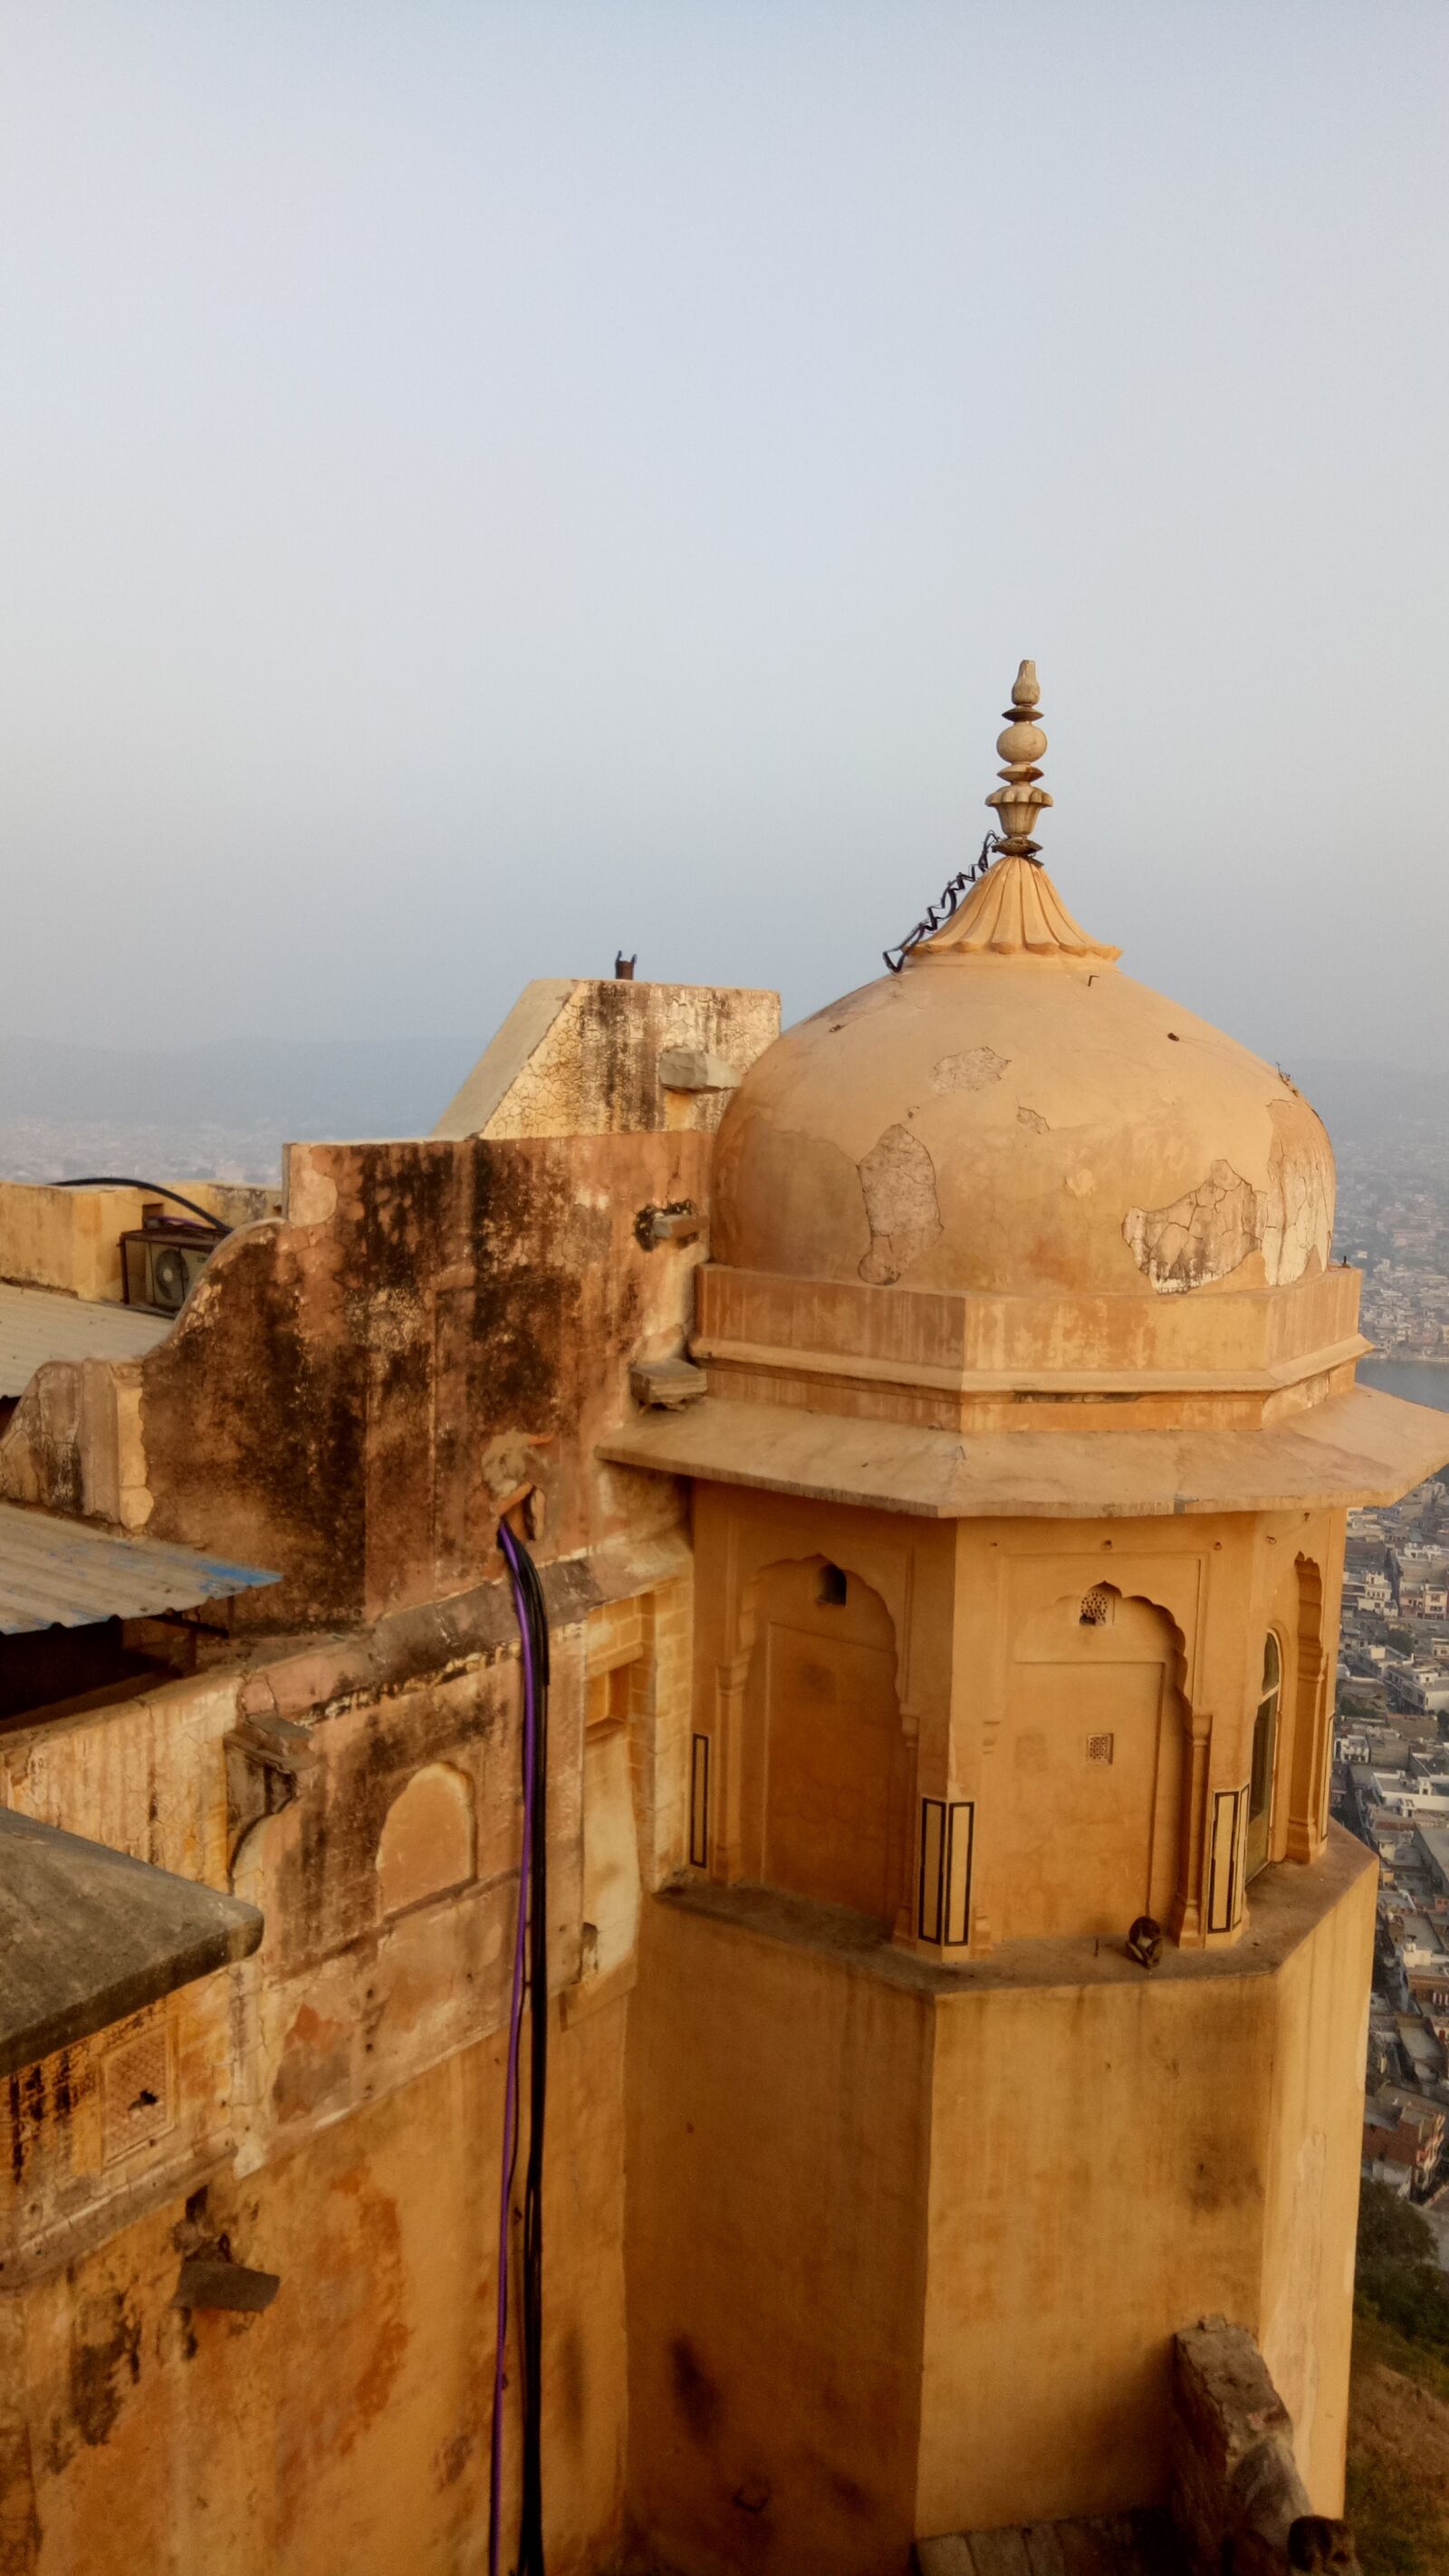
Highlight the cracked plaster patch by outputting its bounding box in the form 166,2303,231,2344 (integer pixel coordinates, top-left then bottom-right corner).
1017,1105,1050,1133
1124,1132,1332,1295
1261,1102,1334,1286
932,1046,1009,1093
1123,1159,1259,1294
481,1432,541,1503
857,1124,943,1285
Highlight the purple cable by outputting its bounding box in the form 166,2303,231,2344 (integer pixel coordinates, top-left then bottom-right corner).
491,1522,538,2576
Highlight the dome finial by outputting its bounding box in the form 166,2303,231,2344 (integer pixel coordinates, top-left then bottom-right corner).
985,658,1052,861
886,658,1117,964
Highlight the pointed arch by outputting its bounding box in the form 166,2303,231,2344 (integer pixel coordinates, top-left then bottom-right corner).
733,1552,910,1928
377,1763,475,1918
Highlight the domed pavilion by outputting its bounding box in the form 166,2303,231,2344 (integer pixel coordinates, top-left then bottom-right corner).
606,666,1446,2566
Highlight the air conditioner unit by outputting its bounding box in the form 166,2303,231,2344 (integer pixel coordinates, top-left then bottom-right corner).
120,1216,218,1317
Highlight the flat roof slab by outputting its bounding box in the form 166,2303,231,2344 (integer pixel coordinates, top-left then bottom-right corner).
0,1809,262,2079
600,1384,1449,1519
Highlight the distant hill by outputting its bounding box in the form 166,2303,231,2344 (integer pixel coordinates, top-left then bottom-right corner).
0,1036,478,1139
1291,1061,1449,1149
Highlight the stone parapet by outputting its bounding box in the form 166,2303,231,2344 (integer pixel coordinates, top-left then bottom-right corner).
1171,2321,1358,2573
695,1262,1366,1428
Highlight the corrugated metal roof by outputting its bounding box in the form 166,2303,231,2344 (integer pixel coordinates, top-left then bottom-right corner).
0,1504,278,1633
0,1282,171,1399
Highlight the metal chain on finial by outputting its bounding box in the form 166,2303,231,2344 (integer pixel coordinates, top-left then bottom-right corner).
881,657,1057,971
882,833,999,973
984,659,1051,862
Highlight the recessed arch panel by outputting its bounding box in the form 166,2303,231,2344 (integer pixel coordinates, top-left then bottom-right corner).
740,1553,907,1927
377,1763,475,1918
999,1583,1187,1941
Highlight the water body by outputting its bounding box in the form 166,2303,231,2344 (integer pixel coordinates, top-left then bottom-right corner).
1358,1356,1449,1428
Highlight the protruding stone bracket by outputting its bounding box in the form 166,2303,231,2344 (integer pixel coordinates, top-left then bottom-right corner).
630,1355,708,1411
173,2250,282,2313
224,1709,318,1853
658,1047,740,1095
634,1201,703,1251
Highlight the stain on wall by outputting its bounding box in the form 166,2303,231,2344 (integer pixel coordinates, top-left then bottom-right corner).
0,1132,707,1628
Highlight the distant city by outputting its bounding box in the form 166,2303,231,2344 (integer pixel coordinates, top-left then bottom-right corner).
0,1116,283,1187
0,1034,477,1186
5,1043,1448,1240
1335,1475,1449,2235
1327,1086,1449,2282
1336,1121,1449,1390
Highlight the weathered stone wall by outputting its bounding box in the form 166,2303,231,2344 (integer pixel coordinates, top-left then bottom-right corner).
0,1521,694,2572
0,968,736,2569
0,2005,629,2576
622,1831,1375,2570
0,1131,711,1629
433,977,780,1142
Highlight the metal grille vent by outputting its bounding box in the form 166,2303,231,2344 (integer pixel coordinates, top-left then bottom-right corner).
101,2025,174,2164
1086,1733,1115,1765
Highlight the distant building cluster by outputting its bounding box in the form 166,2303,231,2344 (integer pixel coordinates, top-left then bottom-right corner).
1333,1475,1449,2241
1337,1133,1449,1354
0,1116,279,1188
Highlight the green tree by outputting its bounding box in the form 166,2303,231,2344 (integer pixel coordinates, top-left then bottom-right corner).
1356,2180,1449,2364
1358,2180,1435,2267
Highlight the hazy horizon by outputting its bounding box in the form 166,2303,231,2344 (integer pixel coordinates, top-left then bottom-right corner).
0,1036,1439,1171
3,4,1446,1067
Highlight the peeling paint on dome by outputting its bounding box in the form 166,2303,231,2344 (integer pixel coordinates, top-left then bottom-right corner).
1124,1129,1333,1297
1123,1161,1259,1293
858,1125,943,1286
1260,1104,1335,1291
932,1048,1009,1094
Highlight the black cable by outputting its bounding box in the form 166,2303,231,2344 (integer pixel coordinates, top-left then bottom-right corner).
495,1523,550,2576
43,1177,230,1234
515,1535,550,2576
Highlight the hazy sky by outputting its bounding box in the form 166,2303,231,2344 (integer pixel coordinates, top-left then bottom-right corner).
2,3,1446,1069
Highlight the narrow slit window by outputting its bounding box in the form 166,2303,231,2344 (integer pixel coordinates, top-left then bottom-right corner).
817,1563,848,1607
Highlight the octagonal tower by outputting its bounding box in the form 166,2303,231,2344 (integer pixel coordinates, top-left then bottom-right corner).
607,668,1445,2573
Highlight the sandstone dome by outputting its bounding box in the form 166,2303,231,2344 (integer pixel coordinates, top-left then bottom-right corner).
713,850,1335,1305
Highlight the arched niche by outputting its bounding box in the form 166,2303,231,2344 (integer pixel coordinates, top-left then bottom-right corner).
377,1763,475,1919
737,1553,908,1928
997,1583,1188,1943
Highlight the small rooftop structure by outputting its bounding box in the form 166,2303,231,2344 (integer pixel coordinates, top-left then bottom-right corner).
0,1502,277,1634
0,1281,171,1399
